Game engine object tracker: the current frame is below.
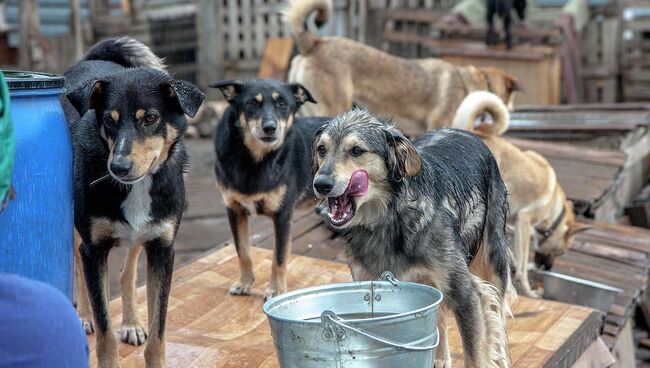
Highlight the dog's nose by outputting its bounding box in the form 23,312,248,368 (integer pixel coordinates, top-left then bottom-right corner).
314,175,335,195
262,120,277,135
110,157,132,177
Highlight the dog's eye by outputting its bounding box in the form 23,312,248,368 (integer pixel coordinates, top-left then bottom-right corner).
277,99,287,108
350,146,365,157
317,144,326,157
144,113,159,125
247,100,259,108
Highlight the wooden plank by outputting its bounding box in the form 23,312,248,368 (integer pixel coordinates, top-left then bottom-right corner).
505,138,626,166
89,246,601,368
257,38,294,80
253,0,266,59
570,239,649,268
227,0,240,61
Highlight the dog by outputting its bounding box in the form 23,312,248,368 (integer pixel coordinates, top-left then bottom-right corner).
209,79,328,300
63,37,204,368
452,91,590,298
283,0,520,133
487,0,527,49
311,109,515,367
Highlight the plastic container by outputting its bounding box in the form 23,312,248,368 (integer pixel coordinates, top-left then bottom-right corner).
0,71,72,299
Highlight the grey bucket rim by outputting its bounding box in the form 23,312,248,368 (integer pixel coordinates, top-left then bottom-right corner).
262,278,444,325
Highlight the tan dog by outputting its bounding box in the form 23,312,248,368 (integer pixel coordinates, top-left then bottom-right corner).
452,91,590,298
283,0,520,131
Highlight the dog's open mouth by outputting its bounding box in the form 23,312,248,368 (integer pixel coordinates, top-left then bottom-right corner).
327,170,368,227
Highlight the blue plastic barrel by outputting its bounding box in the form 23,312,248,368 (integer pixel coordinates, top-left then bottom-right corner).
0,71,73,299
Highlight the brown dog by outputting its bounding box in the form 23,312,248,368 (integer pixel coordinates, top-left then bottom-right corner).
283,0,520,132
453,91,590,298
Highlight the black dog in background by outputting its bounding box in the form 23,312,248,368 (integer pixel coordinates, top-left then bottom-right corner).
210,79,328,301
487,0,526,49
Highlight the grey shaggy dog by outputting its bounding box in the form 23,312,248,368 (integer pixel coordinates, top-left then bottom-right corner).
311,109,515,367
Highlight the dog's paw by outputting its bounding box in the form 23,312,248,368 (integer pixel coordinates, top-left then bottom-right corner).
229,281,253,296
119,322,148,346
264,287,286,301
526,288,543,299
434,359,452,368
81,318,95,335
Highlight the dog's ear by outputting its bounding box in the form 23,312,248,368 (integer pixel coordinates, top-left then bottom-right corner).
289,83,317,105
311,124,327,176
384,127,421,180
88,80,107,111
166,80,205,118
506,75,523,93
209,80,245,104
568,222,592,236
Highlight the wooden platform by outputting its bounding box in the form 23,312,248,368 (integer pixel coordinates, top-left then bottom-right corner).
506,137,626,221
88,246,603,368
506,104,650,223
549,222,650,352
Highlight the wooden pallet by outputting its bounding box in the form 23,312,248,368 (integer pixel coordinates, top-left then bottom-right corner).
506,105,650,222
88,246,603,368
505,137,626,221
549,221,650,365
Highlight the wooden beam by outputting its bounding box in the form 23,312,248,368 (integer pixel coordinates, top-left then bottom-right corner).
197,0,222,100
70,0,84,61
18,0,35,69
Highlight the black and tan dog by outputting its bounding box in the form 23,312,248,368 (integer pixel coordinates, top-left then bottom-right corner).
312,109,515,367
209,79,327,300
63,37,204,368
283,0,520,133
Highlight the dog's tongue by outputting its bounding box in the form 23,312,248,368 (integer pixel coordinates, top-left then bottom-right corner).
328,170,368,222
346,170,368,196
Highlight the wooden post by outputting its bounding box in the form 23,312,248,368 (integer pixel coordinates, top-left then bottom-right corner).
70,0,84,60
197,0,222,100
18,0,35,69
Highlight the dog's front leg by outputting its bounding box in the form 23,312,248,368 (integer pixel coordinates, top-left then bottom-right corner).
74,230,94,334
514,213,539,298
80,240,119,368
226,206,255,295
504,7,514,49
486,1,498,45
120,245,147,346
143,240,175,368
267,208,293,300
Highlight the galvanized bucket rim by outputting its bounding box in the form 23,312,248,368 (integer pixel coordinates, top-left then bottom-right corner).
263,277,443,325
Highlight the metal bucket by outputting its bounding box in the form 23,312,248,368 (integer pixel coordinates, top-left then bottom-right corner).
263,272,442,367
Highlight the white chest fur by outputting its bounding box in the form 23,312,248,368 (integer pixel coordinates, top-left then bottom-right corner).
119,176,153,243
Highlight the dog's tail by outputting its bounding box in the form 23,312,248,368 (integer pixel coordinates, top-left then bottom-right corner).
452,91,510,136
82,36,166,71
282,0,332,55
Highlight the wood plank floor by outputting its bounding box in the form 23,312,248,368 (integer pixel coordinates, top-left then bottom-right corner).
88,246,601,368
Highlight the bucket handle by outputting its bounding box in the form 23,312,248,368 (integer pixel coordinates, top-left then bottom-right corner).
321,311,439,351
380,271,399,286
